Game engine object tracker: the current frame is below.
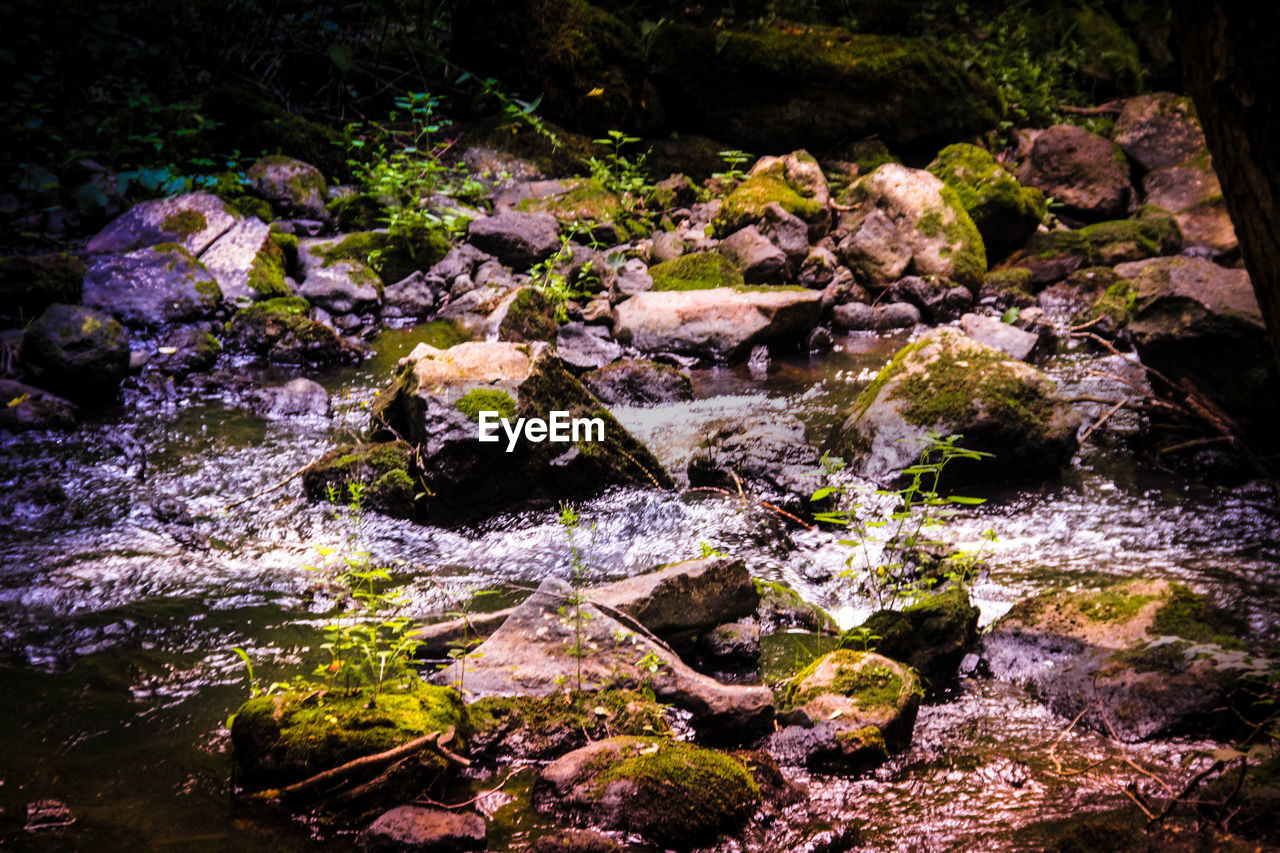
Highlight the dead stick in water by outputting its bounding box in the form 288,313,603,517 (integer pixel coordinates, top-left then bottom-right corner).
277,727,460,801
1078,396,1130,446
223,458,320,511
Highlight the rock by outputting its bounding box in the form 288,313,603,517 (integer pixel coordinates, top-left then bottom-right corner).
700,620,761,671
687,414,824,510
151,327,221,375
1143,159,1238,257
382,271,439,320
230,684,468,790
227,296,355,364
0,253,86,325
797,246,837,289
415,556,759,659
538,737,759,846
257,377,329,417
580,297,615,326
1110,256,1271,414
648,251,742,292
0,379,78,430
582,359,693,407
512,178,629,244
719,225,787,283
716,151,831,237
877,302,921,330
24,799,75,832
858,586,979,689
770,650,922,771
831,301,876,331
611,258,650,295
467,211,560,268
438,579,773,736
489,287,557,343
927,143,1046,258
1112,93,1207,172
360,806,485,853
614,287,823,362
247,155,328,220
555,323,622,372
199,218,291,304
807,326,834,352
527,829,626,853
297,238,382,315
883,275,974,323
649,23,999,153
763,202,811,267
430,244,495,285
83,244,222,326
839,328,1081,483
1001,212,1182,285
960,313,1041,361
650,230,685,264
755,580,836,633
370,341,670,520
302,440,424,519
835,164,986,290
984,579,1262,741
1015,125,1135,221
21,304,130,402
86,192,238,255
469,689,671,764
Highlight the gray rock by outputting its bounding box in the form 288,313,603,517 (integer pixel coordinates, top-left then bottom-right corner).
797,246,837,289
1143,161,1238,257
556,322,623,371
151,326,220,375
0,379,78,430
199,218,287,304
832,301,877,331
687,414,824,510
256,377,329,417
1016,124,1135,220
466,211,560,268
617,258,654,295
878,302,920,329
247,156,328,220
582,359,693,406
615,287,823,361
361,805,485,853
83,245,222,326
297,238,382,314
650,230,685,263
807,326,834,352
86,192,238,255
435,578,773,737
719,225,787,283
960,312,1041,361
20,304,130,402
1112,93,1207,172
383,271,440,320
429,244,494,284
700,620,761,670
884,275,973,323
764,202,811,266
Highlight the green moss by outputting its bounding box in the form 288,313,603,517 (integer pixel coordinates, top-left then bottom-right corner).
196,332,222,362
194,278,222,301
516,178,624,234
753,579,837,633
230,683,468,789
1149,583,1246,649
244,296,309,319
470,690,669,746
589,740,759,844
856,586,979,687
650,252,744,291
715,162,827,235
245,238,291,297
327,193,387,231
455,388,518,422
499,287,558,343
161,209,208,238
1077,587,1157,623
302,440,424,518
936,183,988,286
927,143,1046,253
892,343,1050,432
835,724,886,752
985,267,1035,297
228,194,274,222
315,227,449,287
269,229,299,268
1090,278,1138,323
784,649,919,712
249,154,327,206
843,139,898,175
1017,212,1179,271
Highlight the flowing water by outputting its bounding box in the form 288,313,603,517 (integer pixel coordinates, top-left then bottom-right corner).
1,324,1277,850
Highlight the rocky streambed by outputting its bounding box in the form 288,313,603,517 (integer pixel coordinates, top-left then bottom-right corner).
2,88,1279,852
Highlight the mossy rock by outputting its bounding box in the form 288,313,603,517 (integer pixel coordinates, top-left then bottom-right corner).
988,579,1267,742
20,303,130,403
649,252,744,291
515,178,627,242
840,327,1080,484
498,287,558,343
715,151,830,236
537,737,759,846
1005,212,1181,285
327,194,388,232
649,22,999,153
452,0,663,136
857,586,979,690
927,143,1046,259
0,253,86,326
311,227,449,288
301,440,424,519
754,579,837,634
228,296,355,365
230,683,469,792
469,689,670,762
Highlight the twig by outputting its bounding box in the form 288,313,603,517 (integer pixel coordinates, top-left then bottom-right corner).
276,727,459,801
412,768,521,810
1157,436,1236,456
1151,759,1228,826
680,486,814,530
1060,102,1125,116
1079,396,1130,446
223,458,319,511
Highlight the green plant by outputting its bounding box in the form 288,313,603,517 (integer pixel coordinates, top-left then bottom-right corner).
699,542,728,558
558,502,595,693
712,149,753,183
528,226,596,323
843,626,883,652
584,129,656,235
811,432,993,611
437,585,498,698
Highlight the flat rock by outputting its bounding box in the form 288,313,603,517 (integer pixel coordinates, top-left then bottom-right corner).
361,805,485,852
0,379,78,430
555,322,622,372
466,211,560,268
83,244,222,325
200,218,289,304
960,312,1041,361
582,359,693,407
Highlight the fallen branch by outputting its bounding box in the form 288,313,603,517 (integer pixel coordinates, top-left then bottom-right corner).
414,768,521,810
277,726,463,802
1157,435,1236,456
680,486,814,530
223,458,319,511
1079,396,1130,446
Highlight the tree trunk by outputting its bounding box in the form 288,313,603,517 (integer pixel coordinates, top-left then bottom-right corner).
1172,4,1280,373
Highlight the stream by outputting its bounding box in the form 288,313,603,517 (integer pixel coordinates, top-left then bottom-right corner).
1,324,1278,850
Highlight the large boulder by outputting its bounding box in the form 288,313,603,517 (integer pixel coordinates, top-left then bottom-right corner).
1110,256,1272,414
1143,159,1238,258
246,155,328,220
199,218,292,304
649,22,1000,153
302,441,423,519
370,341,670,520
984,579,1265,742
85,192,239,255
1016,125,1135,221
715,151,830,237
926,143,1047,258
20,304,130,402
83,244,222,326
838,328,1081,483
297,237,382,315
770,650,922,771
835,164,987,290
614,287,822,362
536,737,759,846
687,414,824,511
466,211,560,269
857,586,980,689
436,579,773,737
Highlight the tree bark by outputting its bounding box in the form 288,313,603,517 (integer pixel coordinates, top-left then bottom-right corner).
1172,4,1280,373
